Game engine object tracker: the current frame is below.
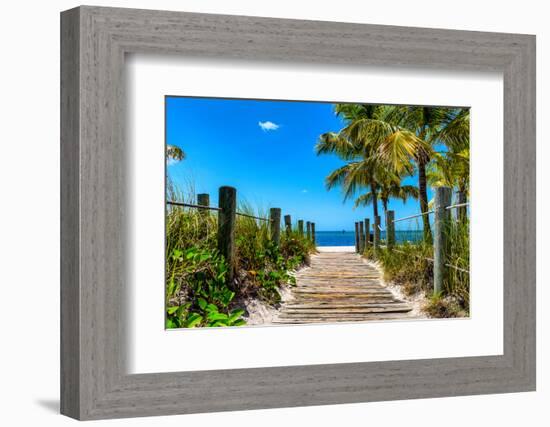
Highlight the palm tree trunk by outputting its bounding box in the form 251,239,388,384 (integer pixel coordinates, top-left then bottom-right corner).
371,185,379,218
417,159,432,242
382,198,388,223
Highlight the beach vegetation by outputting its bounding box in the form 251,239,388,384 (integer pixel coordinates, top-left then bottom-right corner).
165,186,315,328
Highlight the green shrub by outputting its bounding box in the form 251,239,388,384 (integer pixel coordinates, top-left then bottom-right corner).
365,219,470,316
374,242,433,296
165,190,314,328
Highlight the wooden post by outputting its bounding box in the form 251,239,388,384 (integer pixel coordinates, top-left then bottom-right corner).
284,214,292,235
306,221,311,240
358,220,365,253
269,208,281,246
457,191,467,223
298,220,304,237
197,193,210,236
373,215,381,254
354,222,359,253
364,218,370,247
434,186,452,295
217,186,237,285
386,210,395,249
197,193,210,211
311,222,316,244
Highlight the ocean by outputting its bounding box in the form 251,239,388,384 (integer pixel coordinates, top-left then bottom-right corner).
315,230,424,247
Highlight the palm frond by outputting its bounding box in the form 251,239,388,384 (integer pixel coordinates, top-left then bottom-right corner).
354,192,374,208
324,163,353,191
378,129,430,174
315,132,357,160
166,144,185,161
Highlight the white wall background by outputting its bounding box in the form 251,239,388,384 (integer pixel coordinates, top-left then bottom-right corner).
0,0,546,425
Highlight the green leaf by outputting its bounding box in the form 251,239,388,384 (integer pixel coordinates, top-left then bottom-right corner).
207,312,228,321
231,319,246,327
206,303,218,313
197,298,207,311
185,313,203,328
167,279,177,296
228,309,245,323
210,320,227,327
171,249,183,260
167,305,179,315
199,253,210,262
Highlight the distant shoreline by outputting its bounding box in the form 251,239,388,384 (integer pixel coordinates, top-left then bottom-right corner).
314,230,423,247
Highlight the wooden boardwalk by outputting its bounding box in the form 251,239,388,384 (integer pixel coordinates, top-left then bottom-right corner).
274,250,415,324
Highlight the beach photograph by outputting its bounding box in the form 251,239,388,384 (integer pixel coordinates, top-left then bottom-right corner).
165,97,470,328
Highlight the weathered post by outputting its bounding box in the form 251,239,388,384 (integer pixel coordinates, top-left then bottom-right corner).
269,208,281,246
298,220,304,237
434,186,452,295
355,222,359,253
386,210,395,249
217,186,237,285
306,221,311,240
197,193,210,211
311,222,316,244
457,191,467,223
358,220,365,253
373,215,381,254
197,193,210,236
284,214,292,235
364,218,370,247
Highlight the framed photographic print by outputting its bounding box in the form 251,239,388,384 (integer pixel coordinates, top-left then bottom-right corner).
61,5,536,420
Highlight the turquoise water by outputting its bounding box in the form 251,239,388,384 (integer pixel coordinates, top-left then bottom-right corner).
315,230,423,246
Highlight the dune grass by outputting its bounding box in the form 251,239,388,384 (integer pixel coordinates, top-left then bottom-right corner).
365,218,470,317
165,186,315,328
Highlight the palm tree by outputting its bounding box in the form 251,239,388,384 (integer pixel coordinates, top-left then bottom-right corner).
325,157,383,219
434,107,470,214
322,104,429,238
355,176,419,223
166,144,185,162
316,104,387,220
165,144,185,199
427,148,470,221
348,105,469,241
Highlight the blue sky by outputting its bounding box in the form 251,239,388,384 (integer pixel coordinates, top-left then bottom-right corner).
166,96,433,231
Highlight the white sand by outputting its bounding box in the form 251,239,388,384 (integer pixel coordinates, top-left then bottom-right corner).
243,282,296,325
316,246,356,253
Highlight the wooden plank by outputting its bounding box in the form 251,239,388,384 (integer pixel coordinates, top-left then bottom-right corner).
284,302,408,308
279,246,418,325
282,307,412,314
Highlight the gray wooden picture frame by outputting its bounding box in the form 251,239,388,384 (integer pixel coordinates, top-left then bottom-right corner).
60,5,536,421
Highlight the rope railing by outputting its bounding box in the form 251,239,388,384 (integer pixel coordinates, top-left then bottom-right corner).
167,188,316,285
167,200,222,211
391,202,469,224
235,211,272,222
167,200,272,221
445,263,469,274
446,202,469,210
392,249,469,274
354,187,470,293
392,210,434,223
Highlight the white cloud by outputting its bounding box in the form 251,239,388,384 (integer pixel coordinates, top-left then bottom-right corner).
258,120,280,131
